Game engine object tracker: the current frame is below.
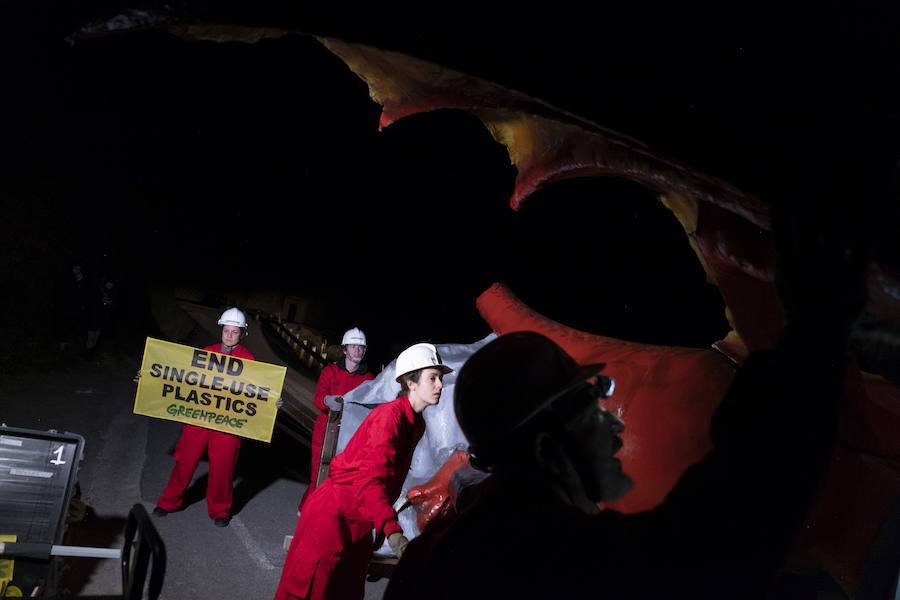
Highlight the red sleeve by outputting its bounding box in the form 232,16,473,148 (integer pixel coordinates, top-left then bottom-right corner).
234,345,255,361
313,365,338,411
353,409,406,537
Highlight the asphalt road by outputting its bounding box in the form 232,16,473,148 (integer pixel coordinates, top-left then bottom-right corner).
1,334,390,598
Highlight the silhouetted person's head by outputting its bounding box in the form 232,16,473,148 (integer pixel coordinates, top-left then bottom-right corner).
454,332,632,511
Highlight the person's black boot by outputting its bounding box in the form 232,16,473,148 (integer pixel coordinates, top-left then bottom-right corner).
214,516,231,527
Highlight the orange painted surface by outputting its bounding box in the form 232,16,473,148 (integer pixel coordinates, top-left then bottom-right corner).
473,283,736,513
407,450,471,533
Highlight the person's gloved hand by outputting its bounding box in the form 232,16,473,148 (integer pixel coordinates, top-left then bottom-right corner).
324,395,343,411
275,399,284,410
387,532,409,558
132,370,141,384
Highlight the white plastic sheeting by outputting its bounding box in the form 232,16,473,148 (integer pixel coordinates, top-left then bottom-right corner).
337,333,496,546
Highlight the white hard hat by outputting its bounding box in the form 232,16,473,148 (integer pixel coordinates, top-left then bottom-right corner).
218,307,248,328
395,343,454,381
342,327,367,346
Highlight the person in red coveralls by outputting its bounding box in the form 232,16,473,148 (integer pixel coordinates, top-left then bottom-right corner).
297,327,375,513
152,307,255,527
273,342,453,600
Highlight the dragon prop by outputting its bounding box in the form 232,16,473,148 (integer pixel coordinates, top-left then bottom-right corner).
70,16,900,598
305,34,900,598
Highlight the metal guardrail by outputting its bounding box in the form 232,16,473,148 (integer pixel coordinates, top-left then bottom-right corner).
250,312,342,376
180,302,340,376
266,321,329,374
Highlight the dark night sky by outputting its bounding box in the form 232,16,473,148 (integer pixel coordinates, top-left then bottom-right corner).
5,2,899,366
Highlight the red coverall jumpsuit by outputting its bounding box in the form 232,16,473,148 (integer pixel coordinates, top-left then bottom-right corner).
274,396,425,600
156,343,255,520
297,358,374,511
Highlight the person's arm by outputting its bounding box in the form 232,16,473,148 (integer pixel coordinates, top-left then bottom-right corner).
626,195,870,593
352,410,408,539
312,365,336,412
716,190,869,515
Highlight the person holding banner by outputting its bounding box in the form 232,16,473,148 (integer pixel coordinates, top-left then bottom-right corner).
274,342,453,600
153,307,255,527
297,327,375,513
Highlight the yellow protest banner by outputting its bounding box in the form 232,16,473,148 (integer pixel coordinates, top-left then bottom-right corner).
134,337,286,443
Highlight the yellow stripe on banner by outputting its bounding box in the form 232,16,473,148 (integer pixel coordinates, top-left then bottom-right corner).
133,337,286,443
